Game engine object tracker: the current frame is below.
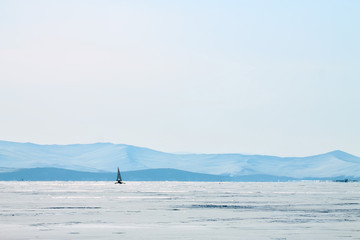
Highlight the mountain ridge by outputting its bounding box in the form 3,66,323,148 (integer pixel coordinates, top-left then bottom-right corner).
0,140,359,180
1,167,357,182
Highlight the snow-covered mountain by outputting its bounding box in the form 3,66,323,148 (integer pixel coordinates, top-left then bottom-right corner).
0,140,359,179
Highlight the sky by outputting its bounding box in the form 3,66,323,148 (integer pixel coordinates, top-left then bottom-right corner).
0,0,359,157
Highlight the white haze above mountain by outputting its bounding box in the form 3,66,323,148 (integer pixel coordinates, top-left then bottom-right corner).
1,141,359,178
1,1,359,158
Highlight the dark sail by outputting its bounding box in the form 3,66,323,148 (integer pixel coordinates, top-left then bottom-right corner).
115,167,124,184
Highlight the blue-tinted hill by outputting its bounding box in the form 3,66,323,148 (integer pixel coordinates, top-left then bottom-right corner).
1,140,360,180
0,168,114,181
0,167,358,182
0,168,230,182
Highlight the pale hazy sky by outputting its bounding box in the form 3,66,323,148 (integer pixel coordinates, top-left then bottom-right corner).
1,0,359,156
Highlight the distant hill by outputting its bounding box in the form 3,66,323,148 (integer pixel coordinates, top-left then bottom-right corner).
0,167,113,181
0,140,360,181
0,168,230,182
0,167,356,182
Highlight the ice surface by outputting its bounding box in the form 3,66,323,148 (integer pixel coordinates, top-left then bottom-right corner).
0,181,360,239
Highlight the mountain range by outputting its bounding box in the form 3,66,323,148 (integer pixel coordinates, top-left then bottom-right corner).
0,140,359,181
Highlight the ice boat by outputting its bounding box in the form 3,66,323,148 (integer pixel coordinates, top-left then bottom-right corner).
115,167,125,184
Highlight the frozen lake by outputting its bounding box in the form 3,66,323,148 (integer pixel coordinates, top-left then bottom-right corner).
0,181,359,239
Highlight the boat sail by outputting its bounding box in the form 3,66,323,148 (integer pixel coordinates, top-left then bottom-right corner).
115,167,124,184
